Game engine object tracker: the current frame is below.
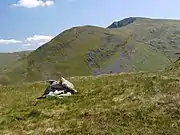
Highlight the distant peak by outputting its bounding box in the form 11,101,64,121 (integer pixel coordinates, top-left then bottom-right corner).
107,17,142,29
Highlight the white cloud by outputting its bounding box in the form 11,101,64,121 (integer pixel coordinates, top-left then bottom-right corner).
22,35,54,49
26,35,54,42
22,43,31,47
45,1,54,6
0,39,22,44
12,0,54,8
0,35,54,51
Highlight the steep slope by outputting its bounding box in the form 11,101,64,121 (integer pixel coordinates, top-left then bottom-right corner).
108,17,180,62
3,17,180,84
1,73,180,134
3,26,133,83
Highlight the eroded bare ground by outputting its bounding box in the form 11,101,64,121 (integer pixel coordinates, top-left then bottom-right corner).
85,34,135,75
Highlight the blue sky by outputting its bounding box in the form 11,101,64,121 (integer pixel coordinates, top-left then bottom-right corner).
1,0,180,52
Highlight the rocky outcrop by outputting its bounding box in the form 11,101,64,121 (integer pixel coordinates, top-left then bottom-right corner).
107,17,137,28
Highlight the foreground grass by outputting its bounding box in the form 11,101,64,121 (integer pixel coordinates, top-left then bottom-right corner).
0,72,180,135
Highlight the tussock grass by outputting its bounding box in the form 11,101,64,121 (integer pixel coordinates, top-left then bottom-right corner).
0,73,180,134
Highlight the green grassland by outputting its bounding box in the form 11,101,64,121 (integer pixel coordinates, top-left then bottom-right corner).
0,51,31,72
0,72,180,135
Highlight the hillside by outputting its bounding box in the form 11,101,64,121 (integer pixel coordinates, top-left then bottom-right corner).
165,57,180,74
3,17,180,84
114,17,180,61
0,51,31,72
0,73,180,134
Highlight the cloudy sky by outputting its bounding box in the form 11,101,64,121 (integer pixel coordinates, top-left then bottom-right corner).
1,0,180,52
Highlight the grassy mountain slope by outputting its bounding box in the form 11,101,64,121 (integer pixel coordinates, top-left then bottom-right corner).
1,72,180,134
165,57,180,74
117,17,180,62
0,51,31,72
3,17,180,84
2,26,132,83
